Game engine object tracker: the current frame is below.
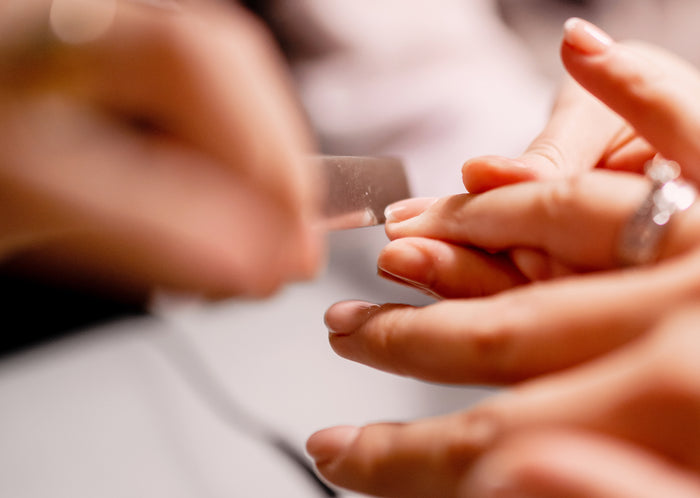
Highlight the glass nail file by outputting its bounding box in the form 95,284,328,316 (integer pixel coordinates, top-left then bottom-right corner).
318,155,411,230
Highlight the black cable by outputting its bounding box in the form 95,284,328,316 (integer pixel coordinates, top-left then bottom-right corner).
150,323,340,497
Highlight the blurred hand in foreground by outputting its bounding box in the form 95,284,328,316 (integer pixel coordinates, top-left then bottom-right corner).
0,0,323,300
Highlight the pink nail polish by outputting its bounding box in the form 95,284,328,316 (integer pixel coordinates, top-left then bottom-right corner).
563,17,613,55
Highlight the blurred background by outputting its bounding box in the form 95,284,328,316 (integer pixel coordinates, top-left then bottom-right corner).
2,1,700,497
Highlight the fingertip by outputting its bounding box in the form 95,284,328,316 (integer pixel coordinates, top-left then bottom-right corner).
324,300,380,337
307,425,361,466
562,17,614,56
377,238,433,290
384,197,438,224
462,156,535,193
291,222,327,281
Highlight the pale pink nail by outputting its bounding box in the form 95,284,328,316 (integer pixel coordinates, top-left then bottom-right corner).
384,197,437,224
307,425,360,464
324,300,379,336
563,17,613,55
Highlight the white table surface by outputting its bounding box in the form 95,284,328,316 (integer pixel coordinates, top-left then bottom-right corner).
0,227,494,498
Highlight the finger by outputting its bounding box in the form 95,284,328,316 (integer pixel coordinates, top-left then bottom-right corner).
464,429,700,498
602,135,657,173
561,18,700,183
460,155,538,194
312,303,700,496
465,303,700,469
384,197,438,224
11,0,319,227
0,98,321,297
109,0,319,216
377,237,527,299
508,248,576,281
309,423,700,498
462,76,627,193
307,412,500,498
387,170,700,271
313,305,700,497
324,251,700,384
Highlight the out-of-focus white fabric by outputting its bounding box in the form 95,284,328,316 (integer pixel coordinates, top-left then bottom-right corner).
272,0,553,196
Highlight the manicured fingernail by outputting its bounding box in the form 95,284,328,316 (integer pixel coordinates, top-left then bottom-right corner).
563,17,613,55
464,156,529,169
384,197,437,224
307,425,360,464
324,300,379,336
377,240,431,289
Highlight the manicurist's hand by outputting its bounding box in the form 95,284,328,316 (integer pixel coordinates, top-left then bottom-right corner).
0,0,323,300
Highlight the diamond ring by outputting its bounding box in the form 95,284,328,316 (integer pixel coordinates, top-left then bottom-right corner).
617,156,697,266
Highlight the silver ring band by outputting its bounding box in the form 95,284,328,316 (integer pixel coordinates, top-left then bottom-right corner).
617,156,697,266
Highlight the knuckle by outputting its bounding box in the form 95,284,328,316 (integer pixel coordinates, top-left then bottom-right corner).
646,332,700,404
612,42,677,111
616,42,665,90
534,176,588,248
537,177,580,221
468,322,513,363
466,296,533,382
526,137,570,173
340,423,406,492
446,405,504,463
429,194,473,229
370,306,417,372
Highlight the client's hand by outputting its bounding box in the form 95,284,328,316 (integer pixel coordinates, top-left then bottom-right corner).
380,166,700,294
307,17,700,498
322,168,700,383
463,18,700,192
0,0,322,300
308,304,700,497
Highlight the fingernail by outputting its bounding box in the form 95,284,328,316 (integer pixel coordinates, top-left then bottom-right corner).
464,156,529,169
563,17,613,55
385,197,437,224
324,300,379,336
307,425,360,464
377,241,432,289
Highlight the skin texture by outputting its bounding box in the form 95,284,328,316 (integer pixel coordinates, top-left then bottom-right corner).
309,18,700,497
0,0,324,300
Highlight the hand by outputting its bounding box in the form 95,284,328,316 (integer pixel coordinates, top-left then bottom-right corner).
321,173,700,382
379,167,700,296
462,18,700,193
307,18,700,497
0,0,323,300
308,303,700,498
